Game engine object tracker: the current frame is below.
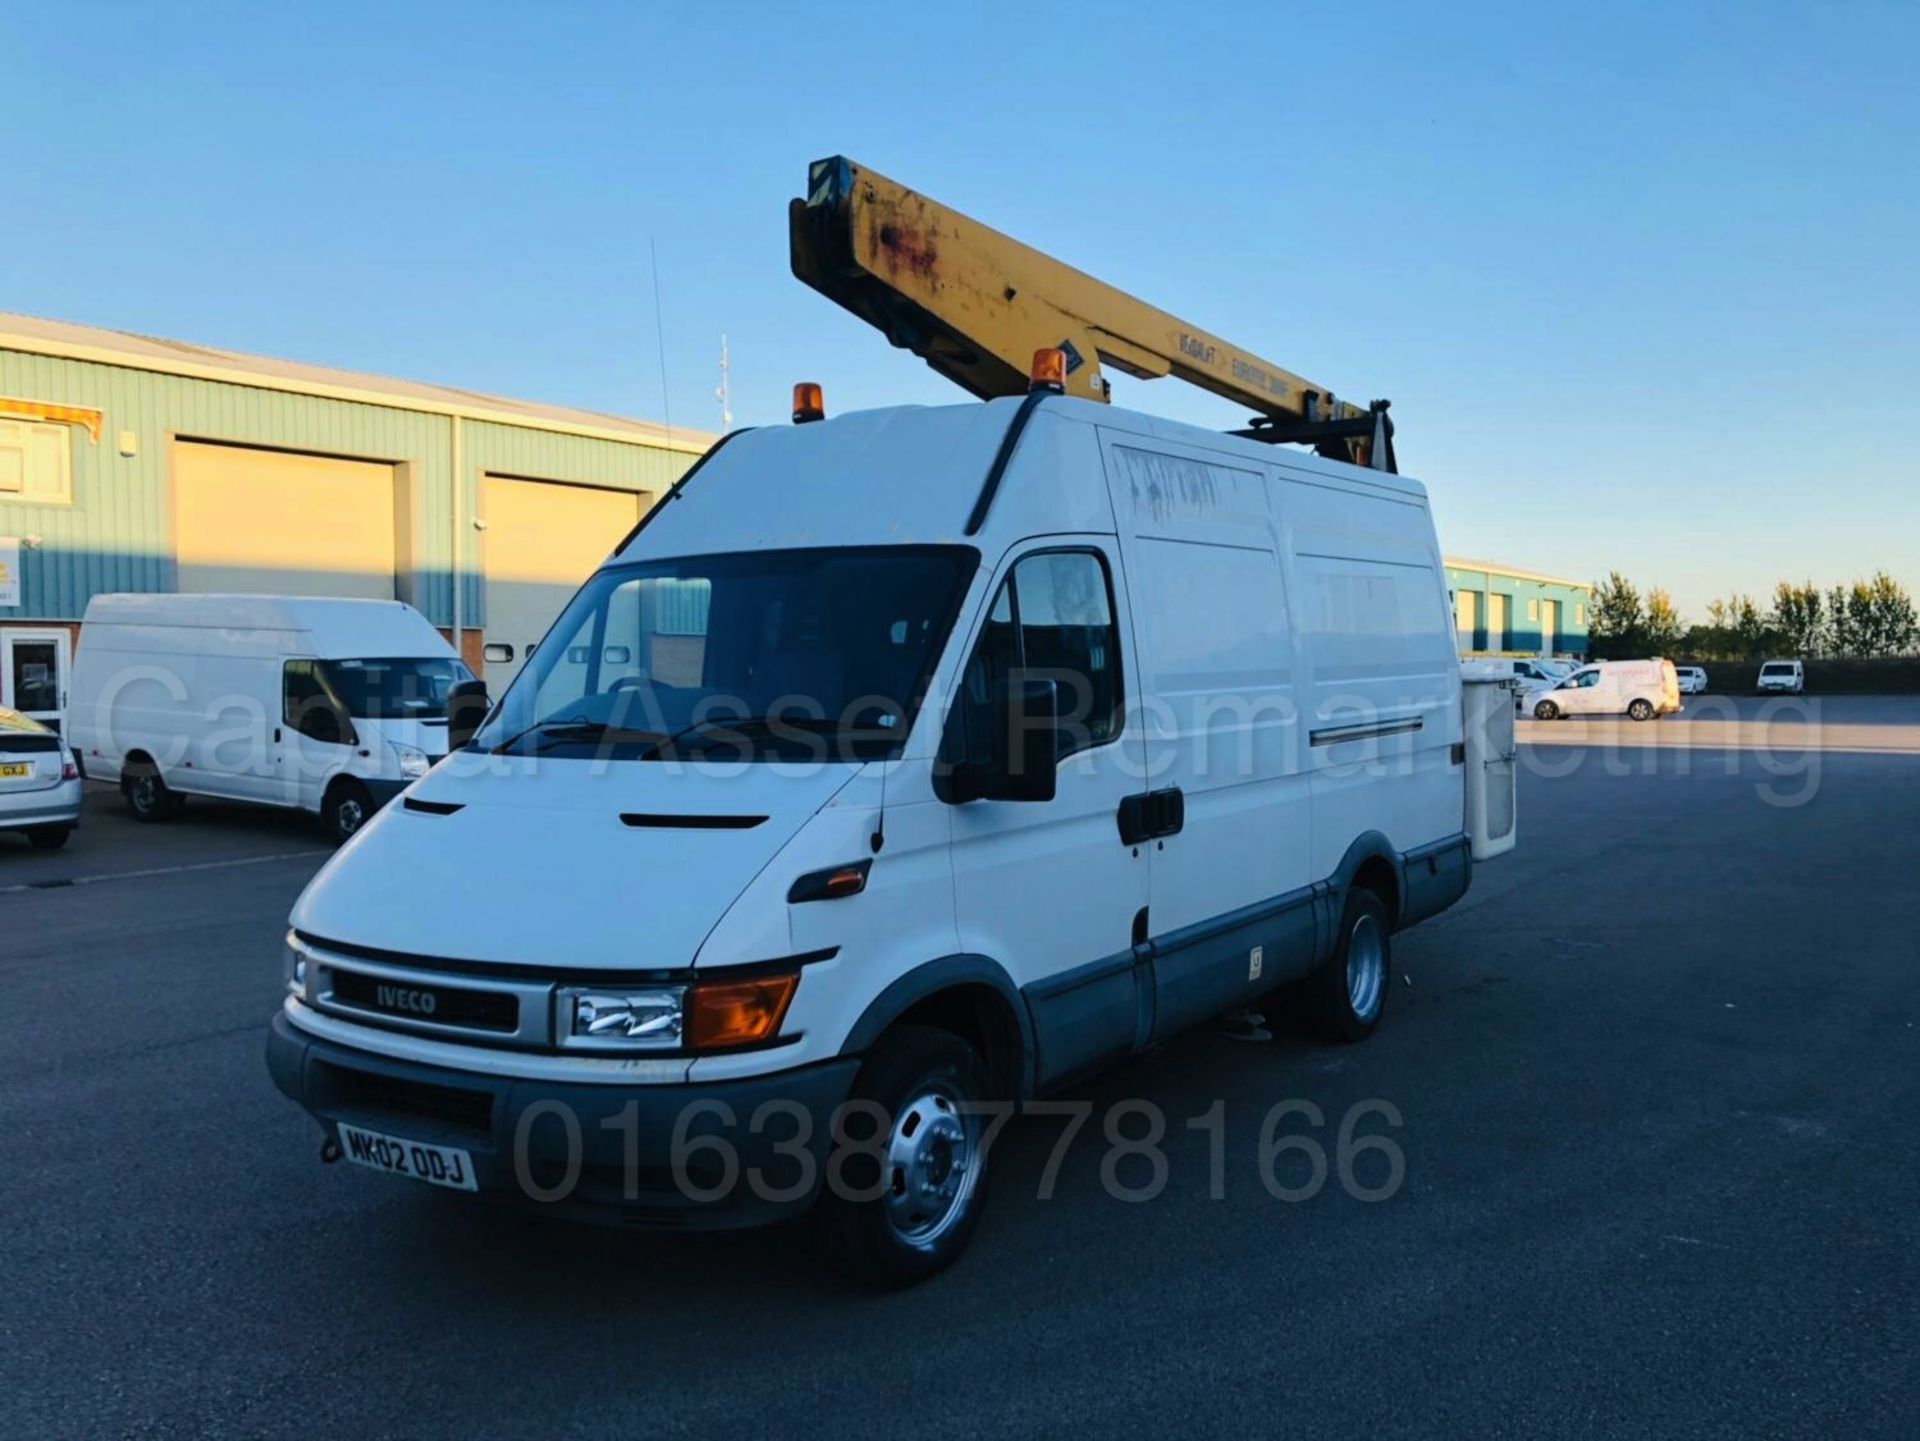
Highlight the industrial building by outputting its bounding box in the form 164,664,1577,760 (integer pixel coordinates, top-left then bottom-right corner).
1445,556,1592,659
0,313,707,727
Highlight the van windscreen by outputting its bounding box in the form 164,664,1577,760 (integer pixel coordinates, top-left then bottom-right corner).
472,545,978,761
323,658,474,718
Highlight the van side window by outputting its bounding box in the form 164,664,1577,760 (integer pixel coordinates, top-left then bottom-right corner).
957,549,1122,763
283,661,350,744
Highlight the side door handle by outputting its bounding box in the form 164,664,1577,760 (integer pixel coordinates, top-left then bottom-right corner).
1117,787,1184,845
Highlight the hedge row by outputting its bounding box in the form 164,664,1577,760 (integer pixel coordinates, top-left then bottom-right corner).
1679,658,1920,694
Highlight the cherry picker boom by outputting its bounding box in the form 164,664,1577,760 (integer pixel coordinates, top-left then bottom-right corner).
789,154,1396,471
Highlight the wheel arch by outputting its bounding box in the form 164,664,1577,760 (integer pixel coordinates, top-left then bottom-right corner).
840,954,1035,1102
1332,830,1404,930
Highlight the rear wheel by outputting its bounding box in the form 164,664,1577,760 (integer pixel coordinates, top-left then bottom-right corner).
1627,698,1655,722
1304,888,1393,1043
27,825,72,850
1533,699,1560,721
819,1025,992,1289
321,779,374,844
123,762,183,822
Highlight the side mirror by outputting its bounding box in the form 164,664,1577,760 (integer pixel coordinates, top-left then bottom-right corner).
947,678,1059,804
446,679,492,751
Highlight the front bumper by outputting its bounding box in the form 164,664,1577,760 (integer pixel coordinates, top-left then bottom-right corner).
266,1010,860,1229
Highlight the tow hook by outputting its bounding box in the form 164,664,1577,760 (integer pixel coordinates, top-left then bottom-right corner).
320,1136,343,1165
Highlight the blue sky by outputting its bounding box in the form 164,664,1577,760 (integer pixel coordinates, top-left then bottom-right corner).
6,0,1916,616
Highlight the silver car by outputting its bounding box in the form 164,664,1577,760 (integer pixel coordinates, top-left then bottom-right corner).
0,706,83,849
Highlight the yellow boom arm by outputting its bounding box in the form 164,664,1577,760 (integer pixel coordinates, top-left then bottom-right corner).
790,155,1391,467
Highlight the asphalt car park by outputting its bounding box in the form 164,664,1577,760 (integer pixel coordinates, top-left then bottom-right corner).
3,700,1917,1437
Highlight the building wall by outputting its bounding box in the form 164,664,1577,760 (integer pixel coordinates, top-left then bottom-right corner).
1445,563,1592,657
0,346,696,629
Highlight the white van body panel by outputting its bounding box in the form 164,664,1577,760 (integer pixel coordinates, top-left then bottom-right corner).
69,594,460,810
274,396,1492,1188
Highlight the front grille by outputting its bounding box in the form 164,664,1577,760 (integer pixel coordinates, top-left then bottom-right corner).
329,968,519,1033
317,1061,495,1140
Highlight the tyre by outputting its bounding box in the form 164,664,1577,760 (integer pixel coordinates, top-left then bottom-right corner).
322,779,374,844
1304,887,1393,1044
819,1025,992,1289
27,826,72,850
1627,698,1654,722
1533,699,1560,721
123,762,183,822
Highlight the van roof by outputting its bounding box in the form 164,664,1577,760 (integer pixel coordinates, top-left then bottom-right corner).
618,396,1428,562
80,594,454,659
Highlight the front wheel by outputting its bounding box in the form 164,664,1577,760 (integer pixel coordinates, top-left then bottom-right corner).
321,779,374,844
1533,699,1560,721
1304,888,1394,1043
819,1025,992,1289
1627,698,1655,722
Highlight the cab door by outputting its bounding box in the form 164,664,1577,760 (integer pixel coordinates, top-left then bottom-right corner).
1560,668,1604,715
276,659,354,810
945,541,1151,1088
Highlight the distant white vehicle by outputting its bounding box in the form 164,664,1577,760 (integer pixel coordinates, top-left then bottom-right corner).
1462,656,1573,687
1525,659,1681,722
0,705,83,849
1674,665,1708,695
1757,659,1805,694
67,595,472,841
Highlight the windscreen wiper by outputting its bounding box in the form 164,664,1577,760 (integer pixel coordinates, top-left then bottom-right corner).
641,714,846,759
487,717,659,755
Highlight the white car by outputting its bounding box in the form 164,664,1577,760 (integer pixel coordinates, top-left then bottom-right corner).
1757,660,1804,694
0,705,83,849
1525,659,1681,721
67,594,473,842
1674,665,1708,694
267,386,1516,1286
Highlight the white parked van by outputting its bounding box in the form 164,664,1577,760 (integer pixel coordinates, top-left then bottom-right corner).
1524,658,1681,721
68,595,471,840
267,392,1514,1284
1756,660,1804,694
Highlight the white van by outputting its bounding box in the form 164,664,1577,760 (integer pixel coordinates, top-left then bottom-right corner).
1756,660,1804,694
266,393,1514,1284
1524,658,1681,721
69,595,471,840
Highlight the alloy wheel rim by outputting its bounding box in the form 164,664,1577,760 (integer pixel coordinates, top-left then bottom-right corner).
337,799,365,835
1347,914,1385,1022
882,1085,979,1247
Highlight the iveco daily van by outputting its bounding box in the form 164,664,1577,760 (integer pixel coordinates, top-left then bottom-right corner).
69,595,472,841
268,388,1514,1284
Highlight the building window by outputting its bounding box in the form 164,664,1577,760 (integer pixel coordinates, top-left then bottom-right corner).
1575,603,1586,626
0,418,74,504
1527,598,1540,621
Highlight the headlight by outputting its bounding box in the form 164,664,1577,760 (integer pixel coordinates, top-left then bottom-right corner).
559,987,685,1049
390,742,431,779
283,936,309,999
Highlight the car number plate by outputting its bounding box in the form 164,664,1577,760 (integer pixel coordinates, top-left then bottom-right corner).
0,763,30,779
336,1123,477,1191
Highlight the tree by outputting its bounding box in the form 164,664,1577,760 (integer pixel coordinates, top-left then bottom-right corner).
1770,581,1824,657
1854,571,1917,657
1826,584,1858,655
1588,572,1644,658
1643,587,1684,656
1730,594,1770,659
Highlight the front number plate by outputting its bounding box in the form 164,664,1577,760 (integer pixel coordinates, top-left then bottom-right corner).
336,1123,477,1191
